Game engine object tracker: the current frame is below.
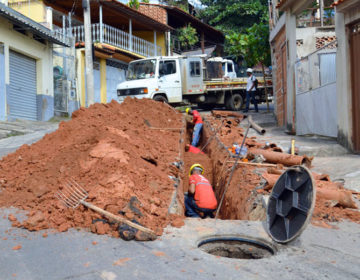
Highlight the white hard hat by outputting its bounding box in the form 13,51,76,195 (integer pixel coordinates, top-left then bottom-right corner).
246,68,253,73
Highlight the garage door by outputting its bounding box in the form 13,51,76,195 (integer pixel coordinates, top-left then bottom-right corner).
8,50,37,120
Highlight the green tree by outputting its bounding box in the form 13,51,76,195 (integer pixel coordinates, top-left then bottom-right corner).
160,0,189,12
128,0,139,9
198,0,268,34
226,23,271,110
177,24,199,48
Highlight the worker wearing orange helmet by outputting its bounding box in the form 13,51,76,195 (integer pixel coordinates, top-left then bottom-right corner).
184,164,217,218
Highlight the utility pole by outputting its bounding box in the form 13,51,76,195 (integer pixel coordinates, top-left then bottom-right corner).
82,0,94,106
319,0,324,27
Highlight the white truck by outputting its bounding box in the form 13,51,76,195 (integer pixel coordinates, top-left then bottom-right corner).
117,56,272,110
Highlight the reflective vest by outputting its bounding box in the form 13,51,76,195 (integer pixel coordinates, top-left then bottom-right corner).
189,174,217,209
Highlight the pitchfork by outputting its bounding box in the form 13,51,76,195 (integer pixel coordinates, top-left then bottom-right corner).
55,179,156,238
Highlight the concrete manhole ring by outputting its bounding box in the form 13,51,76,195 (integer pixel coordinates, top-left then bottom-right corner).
198,235,276,259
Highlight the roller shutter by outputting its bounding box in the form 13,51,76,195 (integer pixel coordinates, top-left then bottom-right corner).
8,50,37,120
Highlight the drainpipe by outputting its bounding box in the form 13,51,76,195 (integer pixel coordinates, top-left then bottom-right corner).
154,30,157,56
99,4,103,43
129,19,133,52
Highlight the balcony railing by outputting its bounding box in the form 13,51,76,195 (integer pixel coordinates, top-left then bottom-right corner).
53,23,162,58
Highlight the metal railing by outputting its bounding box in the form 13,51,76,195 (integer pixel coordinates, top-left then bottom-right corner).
54,23,162,57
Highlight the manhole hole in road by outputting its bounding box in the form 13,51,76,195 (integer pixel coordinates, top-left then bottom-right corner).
198,236,275,259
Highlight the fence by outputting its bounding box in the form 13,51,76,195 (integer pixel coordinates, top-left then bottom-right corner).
295,40,337,137
54,23,162,58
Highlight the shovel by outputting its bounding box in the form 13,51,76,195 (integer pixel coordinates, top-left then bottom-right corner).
55,179,156,239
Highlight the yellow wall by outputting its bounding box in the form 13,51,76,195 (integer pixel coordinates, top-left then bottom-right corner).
133,31,166,55
0,17,53,96
9,0,46,23
100,58,107,103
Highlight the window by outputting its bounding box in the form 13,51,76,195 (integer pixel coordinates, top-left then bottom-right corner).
159,60,176,76
227,63,233,73
190,61,201,77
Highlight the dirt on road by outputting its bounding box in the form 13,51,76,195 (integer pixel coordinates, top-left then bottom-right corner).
0,98,184,237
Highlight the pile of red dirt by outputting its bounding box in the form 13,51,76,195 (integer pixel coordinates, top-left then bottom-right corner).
0,98,184,238
205,112,360,226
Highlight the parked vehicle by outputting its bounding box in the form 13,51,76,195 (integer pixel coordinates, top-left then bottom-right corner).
117,56,273,110
206,57,237,79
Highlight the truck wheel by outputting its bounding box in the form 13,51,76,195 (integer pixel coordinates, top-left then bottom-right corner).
153,95,168,103
225,93,243,111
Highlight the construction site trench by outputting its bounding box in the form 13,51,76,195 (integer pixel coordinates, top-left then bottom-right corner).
183,117,264,222
0,98,359,245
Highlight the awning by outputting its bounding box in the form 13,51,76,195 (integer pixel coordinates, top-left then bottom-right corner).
0,3,69,46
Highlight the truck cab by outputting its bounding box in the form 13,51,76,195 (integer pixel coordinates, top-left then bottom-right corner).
117,56,204,104
206,57,237,79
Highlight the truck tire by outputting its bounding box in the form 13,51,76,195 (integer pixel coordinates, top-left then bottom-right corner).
225,93,243,111
153,95,168,103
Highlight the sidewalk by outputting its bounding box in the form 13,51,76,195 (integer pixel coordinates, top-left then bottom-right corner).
242,109,360,192
0,119,61,158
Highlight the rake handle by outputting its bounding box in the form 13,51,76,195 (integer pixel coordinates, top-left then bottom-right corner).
81,201,156,237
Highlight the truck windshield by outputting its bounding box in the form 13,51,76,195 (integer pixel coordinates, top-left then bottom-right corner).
126,59,156,80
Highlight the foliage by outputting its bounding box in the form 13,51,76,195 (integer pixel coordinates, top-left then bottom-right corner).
198,0,271,67
128,0,139,9
198,0,268,34
161,0,189,12
226,22,270,67
176,24,199,48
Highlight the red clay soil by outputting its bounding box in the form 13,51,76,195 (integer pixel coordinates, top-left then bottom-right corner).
204,114,360,225
0,98,184,236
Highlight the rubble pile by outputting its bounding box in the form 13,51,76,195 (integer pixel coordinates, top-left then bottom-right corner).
0,98,184,238
206,112,360,226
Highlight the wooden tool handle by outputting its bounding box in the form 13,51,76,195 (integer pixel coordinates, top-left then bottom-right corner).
81,201,156,236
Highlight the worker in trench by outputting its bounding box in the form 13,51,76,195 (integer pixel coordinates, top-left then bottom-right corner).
184,164,217,218
185,108,203,147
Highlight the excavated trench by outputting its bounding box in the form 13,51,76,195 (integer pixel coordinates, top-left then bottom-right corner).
182,117,265,221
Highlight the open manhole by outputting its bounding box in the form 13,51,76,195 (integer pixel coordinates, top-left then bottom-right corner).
198,236,275,259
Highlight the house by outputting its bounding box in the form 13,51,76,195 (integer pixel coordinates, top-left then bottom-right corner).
137,3,224,56
269,0,360,152
333,0,360,152
269,0,338,137
9,0,172,114
0,2,69,121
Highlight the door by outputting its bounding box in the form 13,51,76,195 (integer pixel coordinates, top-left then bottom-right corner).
106,63,126,103
93,61,101,103
350,21,360,152
159,60,182,102
8,50,37,120
281,43,287,126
